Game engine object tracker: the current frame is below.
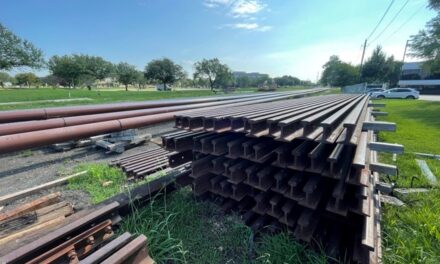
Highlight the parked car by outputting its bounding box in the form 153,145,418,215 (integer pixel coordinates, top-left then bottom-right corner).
156,84,172,91
365,88,385,95
370,88,419,99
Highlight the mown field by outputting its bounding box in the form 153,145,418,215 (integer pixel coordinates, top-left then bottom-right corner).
0,86,320,111
377,99,440,264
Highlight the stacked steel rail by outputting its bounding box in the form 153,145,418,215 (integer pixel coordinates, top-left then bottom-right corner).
0,89,326,154
110,147,172,179
163,94,400,263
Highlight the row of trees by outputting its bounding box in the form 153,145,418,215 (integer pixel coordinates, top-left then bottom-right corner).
320,46,403,87
1,22,311,91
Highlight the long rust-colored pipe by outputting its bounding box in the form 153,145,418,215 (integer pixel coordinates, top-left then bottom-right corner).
0,92,283,123
0,91,313,136
0,89,325,153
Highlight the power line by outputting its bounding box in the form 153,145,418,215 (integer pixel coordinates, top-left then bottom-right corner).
382,4,425,43
366,0,395,40
368,0,410,46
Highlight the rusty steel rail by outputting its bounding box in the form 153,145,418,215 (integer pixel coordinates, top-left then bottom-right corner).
174,94,370,145
0,91,299,123
0,165,191,263
0,90,322,136
0,89,325,154
110,147,172,179
162,95,395,263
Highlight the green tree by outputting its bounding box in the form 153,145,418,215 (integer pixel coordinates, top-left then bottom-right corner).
0,72,13,87
144,58,184,90
48,54,113,88
409,0,440,78
274,75,301,86
115,62,139,91
193,58,233,91
15,72,39,88
320,56,358,87
361,46,402,85
0,23,44,70
40,74,64,87
235,75,251,88
48,55,83,88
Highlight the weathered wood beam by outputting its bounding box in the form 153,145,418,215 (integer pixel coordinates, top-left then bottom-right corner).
0,171,87,206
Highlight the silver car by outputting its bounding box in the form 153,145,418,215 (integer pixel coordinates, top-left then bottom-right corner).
371,88,419,99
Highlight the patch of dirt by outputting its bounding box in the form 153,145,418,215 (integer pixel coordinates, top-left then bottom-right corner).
0,121,177,210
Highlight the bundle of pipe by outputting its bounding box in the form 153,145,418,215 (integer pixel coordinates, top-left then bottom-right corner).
0,89,326,154
0,92,293,123
162,94,401,263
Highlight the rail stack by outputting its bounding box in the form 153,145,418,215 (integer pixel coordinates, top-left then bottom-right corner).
163,94,400,263
0,202,153,264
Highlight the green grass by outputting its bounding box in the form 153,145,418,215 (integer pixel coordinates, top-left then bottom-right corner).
120,187,332,264
378,100,440,154
68,163,126,204
0,88,223,111
377,99,440,187
382,190,440,264
375,99,440,263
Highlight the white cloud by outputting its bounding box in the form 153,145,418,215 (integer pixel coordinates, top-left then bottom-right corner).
227,23,272,31
204,0,266,17
231,0,265,17
203,0,233,8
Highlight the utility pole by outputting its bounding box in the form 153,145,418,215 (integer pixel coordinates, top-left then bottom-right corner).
359,39,367,82
402,39,409,63
399,40,410,81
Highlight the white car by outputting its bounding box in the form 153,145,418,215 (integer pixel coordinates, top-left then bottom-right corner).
371,88,419,99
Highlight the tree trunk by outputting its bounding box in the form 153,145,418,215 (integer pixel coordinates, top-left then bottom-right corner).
125,84,128,91
163,81,167,91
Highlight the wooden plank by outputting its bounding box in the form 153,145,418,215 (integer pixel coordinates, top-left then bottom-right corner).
0,171,87,206
362,121,396,132
0,216,66,246
0,202,73,239
0,193,60,222
368,142,404,154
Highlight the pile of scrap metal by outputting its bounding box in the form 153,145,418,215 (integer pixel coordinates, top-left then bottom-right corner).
0,201,153,264
0,166,192,263
0,89,325,154
52,129,151,154
162,94,403,263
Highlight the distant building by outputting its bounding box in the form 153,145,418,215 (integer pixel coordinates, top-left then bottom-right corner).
233,71,269,80
399,62,440,94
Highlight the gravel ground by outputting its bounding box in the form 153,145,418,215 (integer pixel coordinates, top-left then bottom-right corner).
0,121,177,211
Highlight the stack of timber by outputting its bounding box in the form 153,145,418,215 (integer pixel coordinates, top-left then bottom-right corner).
0,193,73,247
163,94,400,263
0,200,154,264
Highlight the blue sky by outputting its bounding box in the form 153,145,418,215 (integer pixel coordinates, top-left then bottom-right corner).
0,0,436,80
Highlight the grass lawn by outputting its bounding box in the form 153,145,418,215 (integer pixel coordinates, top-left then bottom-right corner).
376,99,440,263
0,86,325,111
68,164,331,264
0,88,221,111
